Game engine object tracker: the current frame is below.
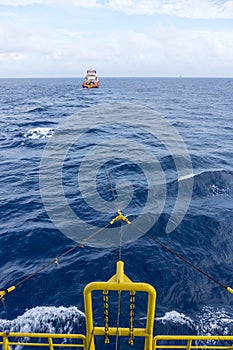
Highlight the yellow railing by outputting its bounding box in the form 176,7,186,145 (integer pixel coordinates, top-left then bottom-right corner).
2,333,233,350
153,335,233,350
84,260,156,350
2,262,233,350
0,332,86,350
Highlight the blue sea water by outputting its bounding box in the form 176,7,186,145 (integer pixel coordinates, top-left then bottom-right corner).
1,77,233,347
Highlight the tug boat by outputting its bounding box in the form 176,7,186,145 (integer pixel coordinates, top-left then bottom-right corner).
82,69,99,88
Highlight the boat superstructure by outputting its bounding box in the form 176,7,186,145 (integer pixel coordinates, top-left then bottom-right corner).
82,69,99,88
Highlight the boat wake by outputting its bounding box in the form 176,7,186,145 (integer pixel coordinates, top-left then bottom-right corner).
156,310,194,327
154,307,233,335
0,306,85,333
196,306,233,335
2,305,232,336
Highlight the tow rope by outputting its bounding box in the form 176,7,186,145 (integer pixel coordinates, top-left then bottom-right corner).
1,172,233,304
105,169,233,296
0,224,110,302
127,220,233,295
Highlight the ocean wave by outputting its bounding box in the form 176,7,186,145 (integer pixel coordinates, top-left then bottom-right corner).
26,107,49,113
24,127,54,139
20,121,57,128
170,169,233,197
1,77,233,343
155,307,233,335
196,306,233,335
0,306,85,333
1,305,233,337
191,169,233,196
156,310,194,327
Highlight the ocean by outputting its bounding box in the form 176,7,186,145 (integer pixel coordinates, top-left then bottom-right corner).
0,77,233,348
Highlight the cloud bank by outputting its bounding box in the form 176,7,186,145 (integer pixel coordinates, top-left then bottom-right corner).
0,0,233,77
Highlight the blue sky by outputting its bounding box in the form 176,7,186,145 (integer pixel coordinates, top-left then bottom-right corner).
0,0,233,77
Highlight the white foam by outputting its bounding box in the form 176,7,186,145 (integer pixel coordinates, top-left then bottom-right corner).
24,127,54,139
2,305,233,336
142,307,233,335
209,184,226,195
156,310,194,326
178,168,226,183
0,306,85,333
196,306,233,335
178,173,196,181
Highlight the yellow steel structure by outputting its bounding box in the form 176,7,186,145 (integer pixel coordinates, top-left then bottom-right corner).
1,332,233,350
84,260,156,350
0,332,86,350
153,335,233,350
1,261,233,350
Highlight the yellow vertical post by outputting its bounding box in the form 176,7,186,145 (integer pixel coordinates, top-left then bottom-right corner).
186,339,192,350
3,333,10,350
144,290,156,350
84,286,95,350
116,260,124,282
48,336,54,350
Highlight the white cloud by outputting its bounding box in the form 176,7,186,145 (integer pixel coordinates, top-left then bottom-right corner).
0,21,48,54
0,52,24,61
1,0,232,18
107,0,233,19
0,0,41,4
0,0,102,7
72,0,101,7
1,18,233,77
0,0,232,77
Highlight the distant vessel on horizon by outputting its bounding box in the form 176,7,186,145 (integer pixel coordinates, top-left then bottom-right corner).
82,69,99,88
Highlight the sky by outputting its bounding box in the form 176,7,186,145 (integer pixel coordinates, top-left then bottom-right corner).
0,0,233,78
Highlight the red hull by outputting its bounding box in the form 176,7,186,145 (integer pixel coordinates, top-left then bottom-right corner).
82,81,99,88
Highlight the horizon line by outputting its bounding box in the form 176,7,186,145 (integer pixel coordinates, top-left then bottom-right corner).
0,76,233,79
